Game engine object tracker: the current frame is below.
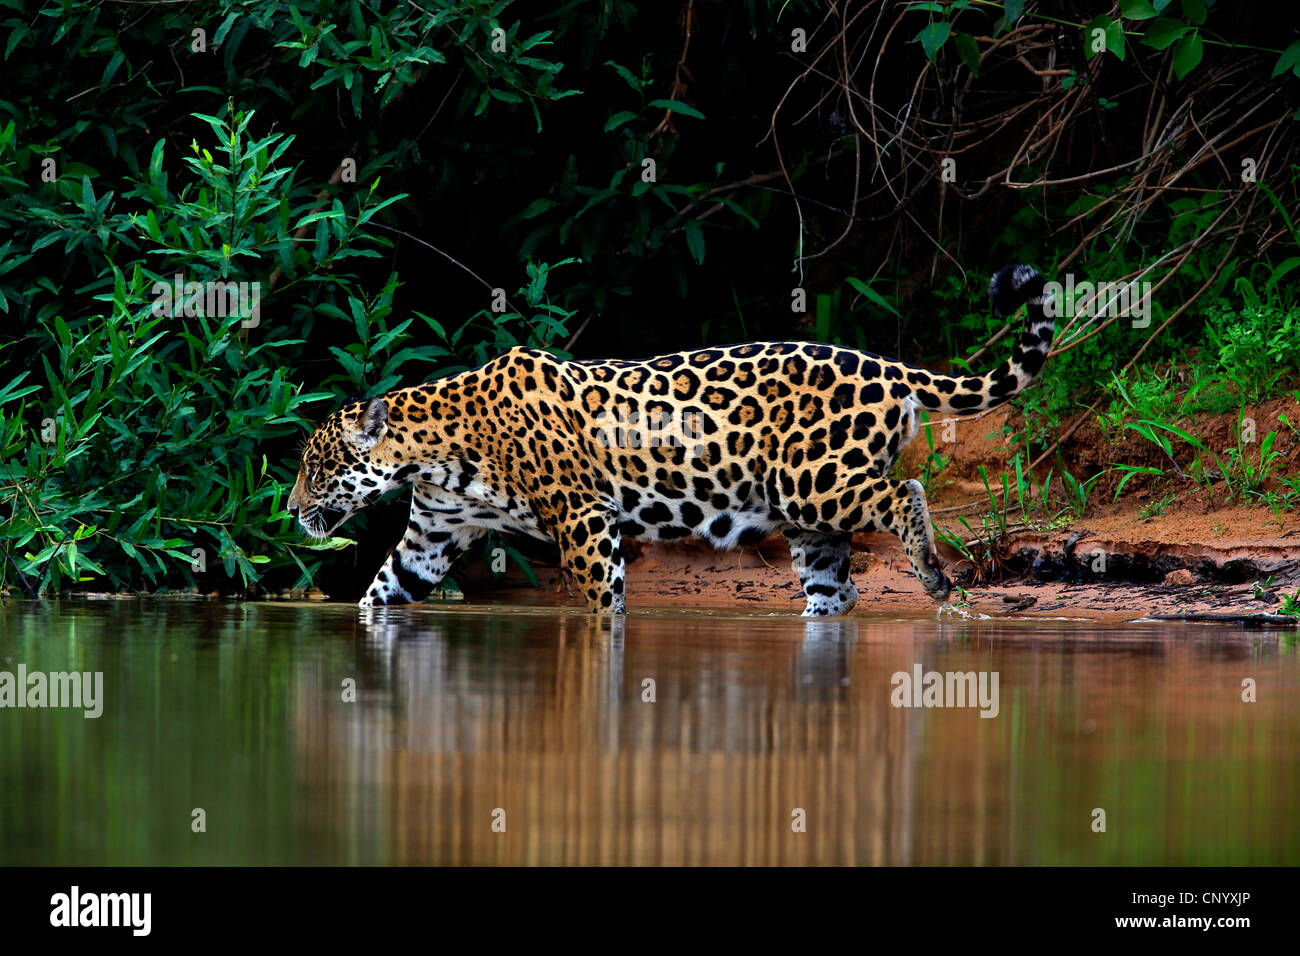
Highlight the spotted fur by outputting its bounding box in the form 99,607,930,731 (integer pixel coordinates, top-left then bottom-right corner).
287,265,1052,615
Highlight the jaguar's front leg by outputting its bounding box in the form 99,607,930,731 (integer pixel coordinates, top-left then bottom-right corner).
359,503,485,607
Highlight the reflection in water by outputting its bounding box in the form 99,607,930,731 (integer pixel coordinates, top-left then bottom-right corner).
1,601,1296,864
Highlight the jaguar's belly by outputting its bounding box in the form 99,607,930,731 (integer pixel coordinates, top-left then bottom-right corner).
610,482,779,548
412,482,549,541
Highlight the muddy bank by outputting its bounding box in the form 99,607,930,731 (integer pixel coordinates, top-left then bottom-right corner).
461,531,1300,623
999,531,1300,585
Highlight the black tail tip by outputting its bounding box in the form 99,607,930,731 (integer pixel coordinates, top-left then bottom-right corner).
989,264,1044,315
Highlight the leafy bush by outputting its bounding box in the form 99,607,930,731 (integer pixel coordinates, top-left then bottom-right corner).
0,0,587,595
1204,303,1300,404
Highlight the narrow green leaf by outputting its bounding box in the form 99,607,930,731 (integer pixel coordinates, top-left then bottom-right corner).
646,98,705,120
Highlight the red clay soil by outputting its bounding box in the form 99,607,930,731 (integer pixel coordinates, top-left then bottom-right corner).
906,396,1300,547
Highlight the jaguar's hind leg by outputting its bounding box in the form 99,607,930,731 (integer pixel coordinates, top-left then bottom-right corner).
853,478,950,601
783,528,858,617
553,510,627,613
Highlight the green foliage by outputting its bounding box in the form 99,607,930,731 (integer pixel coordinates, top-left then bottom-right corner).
1203,302,1300,405
1138,491,1176,519
0,100,552,595
1101,377,1293,506
1100,368,1178,430
1222,410,1286,501
941,454,1061,582
916,412,951,493
1057,462,1104,520
1280,588,1300,619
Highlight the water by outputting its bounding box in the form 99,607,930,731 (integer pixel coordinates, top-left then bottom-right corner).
1,599,1296,865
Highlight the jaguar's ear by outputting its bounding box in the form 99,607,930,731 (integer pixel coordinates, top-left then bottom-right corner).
346,397,388,452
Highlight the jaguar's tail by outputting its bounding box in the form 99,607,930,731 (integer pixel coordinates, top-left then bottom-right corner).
910,264,1053,416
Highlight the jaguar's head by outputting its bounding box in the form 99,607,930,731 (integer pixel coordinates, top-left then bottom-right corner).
287,397,396,538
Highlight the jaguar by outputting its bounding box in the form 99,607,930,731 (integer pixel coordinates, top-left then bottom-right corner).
286,264,1051,615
